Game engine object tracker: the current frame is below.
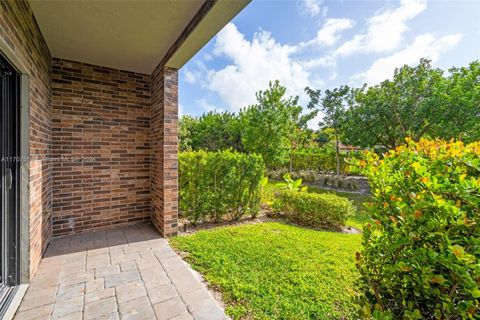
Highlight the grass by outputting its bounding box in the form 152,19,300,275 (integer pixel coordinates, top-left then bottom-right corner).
263,180,372,230
171,222,362,320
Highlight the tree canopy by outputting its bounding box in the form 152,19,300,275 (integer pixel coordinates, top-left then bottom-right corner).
179,59,479,169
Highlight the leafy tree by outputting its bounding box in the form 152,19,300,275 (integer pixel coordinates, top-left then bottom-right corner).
179,115,197,151
306,85,350,176
240,81,302,168
179,111,242,152
343,59,480,149
435,61,480,142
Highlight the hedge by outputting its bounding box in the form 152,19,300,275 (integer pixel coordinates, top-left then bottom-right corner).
179,150,265,224
272,189,356,230
355,138,480,319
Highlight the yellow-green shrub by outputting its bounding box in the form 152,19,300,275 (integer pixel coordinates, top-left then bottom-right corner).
272,190,355,230
355,138,480,319
179,150,265,224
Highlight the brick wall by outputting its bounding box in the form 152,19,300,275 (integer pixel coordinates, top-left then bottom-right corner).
51,59,151,236
1,1,180,277
151,66,179,237
0,0,52,278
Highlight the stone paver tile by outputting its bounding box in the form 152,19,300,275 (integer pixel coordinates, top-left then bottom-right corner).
188,301,227,320
110,252,140,265
123,243,150,255
104,269,140,288
95,264,121,278
14,303,53,320
167,268,203,296
64,251,86,264
140,268,170,289
169,313,194,320
86,278,105,293
56,283,85,301
152,246,176,260
35,261,63,276
146,283,178,305
26,273,60,292
52,296,83,318
120,260,137,272
52,311,83,320
153,297,188,320
115,280,147,303
60,270,94,286
84,287,115,304
159,255,186,272
18,287,57,311
118,296,155,320
87,247,109,257
84,297,118,320
180,288,212,308
109,246,125,256
147,238,168,248
61,262,86,275
86,253,111,270
139,265,166,280
108,237,127,247
136,256,160,270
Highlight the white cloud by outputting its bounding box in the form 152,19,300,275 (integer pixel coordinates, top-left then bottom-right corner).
196,98,221,113
184,69,197,84
335,0,427,56
298,0,324,17
356,33,462,84
317,18,355,46
206,23,317,112
301,18,355,48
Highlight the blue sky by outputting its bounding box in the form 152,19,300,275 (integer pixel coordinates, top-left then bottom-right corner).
179,0,480,127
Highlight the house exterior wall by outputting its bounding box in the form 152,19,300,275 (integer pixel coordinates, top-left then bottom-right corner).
0,0,181,280
0,0,52,278
51,58,151,236
151,66,179,237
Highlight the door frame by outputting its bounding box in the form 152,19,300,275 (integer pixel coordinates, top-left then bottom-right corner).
0,37,31,320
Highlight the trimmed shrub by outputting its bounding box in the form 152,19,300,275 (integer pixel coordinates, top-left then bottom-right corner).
290,149,345,173
267,169,366,192
179,150,265,224
355,138,480,319
272,190,356,230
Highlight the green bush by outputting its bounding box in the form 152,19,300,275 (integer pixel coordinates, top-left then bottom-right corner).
286,148,362,174
272,189,355,230
179,150,265,224
354,138,480,319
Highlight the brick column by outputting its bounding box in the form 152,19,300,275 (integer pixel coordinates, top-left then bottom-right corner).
151,66,178,237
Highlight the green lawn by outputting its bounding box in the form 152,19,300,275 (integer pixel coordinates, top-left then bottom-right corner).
171,222,362,320
264,180,372,230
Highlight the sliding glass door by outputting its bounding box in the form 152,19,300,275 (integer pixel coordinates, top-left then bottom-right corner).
0,53,21,317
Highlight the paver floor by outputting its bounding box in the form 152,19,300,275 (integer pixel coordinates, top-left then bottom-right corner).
14,224,227,320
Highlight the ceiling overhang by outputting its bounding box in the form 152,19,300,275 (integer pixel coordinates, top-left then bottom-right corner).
29,0,250,74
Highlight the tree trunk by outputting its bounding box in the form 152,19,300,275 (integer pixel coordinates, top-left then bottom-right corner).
289,151,293,173
335,133,341,177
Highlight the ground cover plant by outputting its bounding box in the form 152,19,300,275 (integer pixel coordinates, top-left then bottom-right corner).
171,222,362,320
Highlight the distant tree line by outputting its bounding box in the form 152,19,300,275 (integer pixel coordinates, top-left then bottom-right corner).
179,59,480,171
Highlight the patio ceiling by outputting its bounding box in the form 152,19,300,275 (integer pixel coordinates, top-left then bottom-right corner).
29,0,249,73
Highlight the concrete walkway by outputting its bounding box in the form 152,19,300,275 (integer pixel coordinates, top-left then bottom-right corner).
14,225,227,320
